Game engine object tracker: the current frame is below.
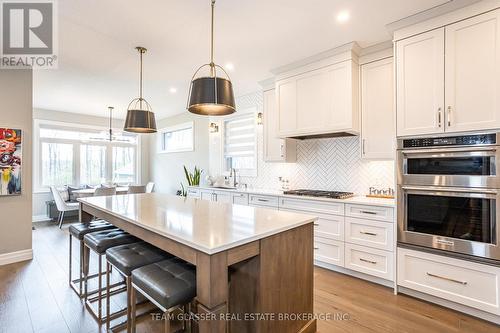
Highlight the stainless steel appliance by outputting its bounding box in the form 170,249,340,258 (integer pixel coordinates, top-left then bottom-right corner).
397,133,500,261
283,189,354,199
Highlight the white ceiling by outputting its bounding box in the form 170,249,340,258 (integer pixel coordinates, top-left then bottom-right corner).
33,0,451,120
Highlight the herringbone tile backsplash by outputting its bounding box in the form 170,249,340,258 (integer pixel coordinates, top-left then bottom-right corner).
231,92,395,195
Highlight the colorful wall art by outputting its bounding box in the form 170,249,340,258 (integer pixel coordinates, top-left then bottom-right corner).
0,128,22,196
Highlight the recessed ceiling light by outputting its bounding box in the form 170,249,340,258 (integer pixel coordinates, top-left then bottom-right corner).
169,87,177,94
225,62,234,71
336,10,350,23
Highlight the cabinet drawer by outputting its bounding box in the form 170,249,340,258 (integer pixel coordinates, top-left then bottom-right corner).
231,192,249,205
398,248,500,315
249,194,279,208
345,204,394,222
279,197,344,216
314,237,344,267
187,188,201,199
345,217,394,251
345,243,393,281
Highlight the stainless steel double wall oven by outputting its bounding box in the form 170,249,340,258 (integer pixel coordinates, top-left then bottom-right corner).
397,133,500,261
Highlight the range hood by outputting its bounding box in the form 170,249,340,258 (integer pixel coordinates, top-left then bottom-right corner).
288,132,358,140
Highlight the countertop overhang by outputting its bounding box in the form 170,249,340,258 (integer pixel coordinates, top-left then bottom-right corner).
78,193,317,255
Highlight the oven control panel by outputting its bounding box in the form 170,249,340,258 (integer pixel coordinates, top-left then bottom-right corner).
402,134,496,148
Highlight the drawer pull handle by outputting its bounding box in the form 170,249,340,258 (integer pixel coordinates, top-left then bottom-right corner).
314,247,319,250
426,272,467,285
313,223,319,226
360,231,377,236
257,198,269,202
359,258,377,264
360,210,377,215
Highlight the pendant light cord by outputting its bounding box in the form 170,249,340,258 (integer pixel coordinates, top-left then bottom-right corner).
210,0,216,76
108,106,113,141
139,48,143,108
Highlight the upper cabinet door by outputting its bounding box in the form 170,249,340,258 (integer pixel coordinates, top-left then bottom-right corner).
445,10,500,133
277,77,297,135
396,28,445,136
361,57,395,159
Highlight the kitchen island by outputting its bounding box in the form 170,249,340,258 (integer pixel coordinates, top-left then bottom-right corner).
78,193,318,333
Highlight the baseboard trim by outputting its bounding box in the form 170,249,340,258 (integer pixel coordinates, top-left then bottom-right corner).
314,260,395,288
0,249,33,266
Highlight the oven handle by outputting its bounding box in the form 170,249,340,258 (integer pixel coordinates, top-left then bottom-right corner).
401,185,498,197
401,148,497,158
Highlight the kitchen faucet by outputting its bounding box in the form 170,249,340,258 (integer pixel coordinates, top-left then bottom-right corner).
230,168,237,188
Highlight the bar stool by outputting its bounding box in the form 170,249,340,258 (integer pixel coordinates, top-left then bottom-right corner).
130,258,197,333
68,220,116,297
105,242,174,332
83,229,140,323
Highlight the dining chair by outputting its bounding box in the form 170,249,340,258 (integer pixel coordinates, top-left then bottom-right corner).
50,186,79,228
94,187,117,197
145,182,155,193
127,185,146,194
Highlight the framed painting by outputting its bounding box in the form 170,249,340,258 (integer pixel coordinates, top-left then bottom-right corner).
0,128,22,196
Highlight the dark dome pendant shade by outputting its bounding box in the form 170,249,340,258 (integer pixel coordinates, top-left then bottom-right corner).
124,46,157,133
187,0,236,116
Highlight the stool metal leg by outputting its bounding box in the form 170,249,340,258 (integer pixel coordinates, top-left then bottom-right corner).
126,276,132,333
130,285,137,333
106,262,111,332
164,310,171,333
68,234,72,286
98,254,102,321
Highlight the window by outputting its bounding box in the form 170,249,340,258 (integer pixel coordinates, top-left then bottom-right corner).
80,145,107,185
113,146,135,183
41,142,73,186
158,122,194,153
223,111,257,176
35,121,139,190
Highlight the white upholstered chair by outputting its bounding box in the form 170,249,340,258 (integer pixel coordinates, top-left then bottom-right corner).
50,186,79,229
94,187,117,197
127,185,146,194
145,182,155,193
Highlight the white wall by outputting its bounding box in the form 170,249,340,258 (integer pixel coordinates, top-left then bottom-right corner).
32,108,151,220
150,113,210,194
0,69,33,257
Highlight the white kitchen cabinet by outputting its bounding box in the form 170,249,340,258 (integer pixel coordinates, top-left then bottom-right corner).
276,60,359,138
444,10,500,133
396,28,445,136
263,89,296,162
314,237,345,267
345,217,393,251
398,248,500,315
361,57,395,159
231,192,249,205
345,243,394,281
200,190,231,203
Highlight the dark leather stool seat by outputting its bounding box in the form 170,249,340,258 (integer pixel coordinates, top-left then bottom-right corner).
106,242,174,276
84,229,139,254
132,258,196,310
69,220,116,240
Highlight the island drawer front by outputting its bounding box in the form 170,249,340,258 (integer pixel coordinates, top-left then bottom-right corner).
345,204,394,222
345,243,393,281
279,197,344,216
249,194,279,208
398,248,500,315
345,217,394,251
187,188,201,199
285,209,344,241
231,193,249,205
314,237,344,267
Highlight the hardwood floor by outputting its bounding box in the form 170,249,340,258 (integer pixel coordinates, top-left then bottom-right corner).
0,221,498,333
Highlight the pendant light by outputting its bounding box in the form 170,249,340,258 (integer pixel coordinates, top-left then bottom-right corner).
124,46,157,133
187,0,235,116
108,106,114,141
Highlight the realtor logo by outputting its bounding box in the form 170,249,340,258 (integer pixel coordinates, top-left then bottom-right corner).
1,0,57,68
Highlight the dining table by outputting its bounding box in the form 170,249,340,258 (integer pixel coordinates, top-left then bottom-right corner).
78,193,317,333
72,186,129,198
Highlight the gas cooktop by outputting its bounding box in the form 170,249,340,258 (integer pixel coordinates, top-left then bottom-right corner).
283,189,354,199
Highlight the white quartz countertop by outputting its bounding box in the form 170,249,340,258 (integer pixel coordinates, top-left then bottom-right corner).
78,193,317,255
190,186,396,207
